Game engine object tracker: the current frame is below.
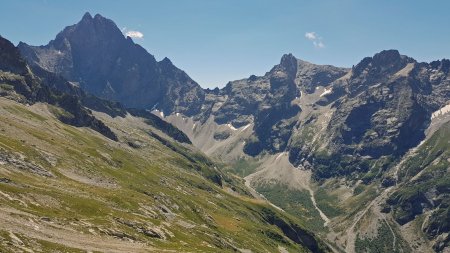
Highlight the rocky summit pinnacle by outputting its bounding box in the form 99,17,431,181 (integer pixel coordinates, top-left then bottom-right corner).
280,53,297,67
18,13,205,115
81,11,93,21
278,53,298,78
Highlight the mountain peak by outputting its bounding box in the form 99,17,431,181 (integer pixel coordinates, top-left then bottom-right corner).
93,13,104,20
0,36,29,75
159,57,175,70
19,13,205,113
352,49,414,77
53,12,125,46
82,13,117,29
372,49,401,64
80,12,108,22
280,53,297,64
280,53,297,67
277,53,298,77
81,12,93,22
160,57,173,65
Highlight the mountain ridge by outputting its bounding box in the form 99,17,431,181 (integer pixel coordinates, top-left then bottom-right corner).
9,12,450,252
162,46,450,252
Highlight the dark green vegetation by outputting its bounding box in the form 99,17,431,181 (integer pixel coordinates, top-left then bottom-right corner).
228,158,261,177
355,220,408,253
314,188,343,219
255,183,326,232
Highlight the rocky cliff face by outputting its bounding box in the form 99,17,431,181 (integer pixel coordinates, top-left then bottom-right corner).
287,50,450,180
160,49,450,182
18,12,205,115
195,54,349,156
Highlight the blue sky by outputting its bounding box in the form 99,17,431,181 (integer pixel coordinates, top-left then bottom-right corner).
1,0,449,88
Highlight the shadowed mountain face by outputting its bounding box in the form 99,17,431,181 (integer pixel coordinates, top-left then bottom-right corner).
18,12,205,115
1,35,193,145
0,35,118,140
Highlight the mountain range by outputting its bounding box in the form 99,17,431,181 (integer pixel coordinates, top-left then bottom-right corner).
0,12,449,252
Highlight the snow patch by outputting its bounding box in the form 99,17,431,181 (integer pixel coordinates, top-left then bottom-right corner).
431,103,450,119
394,63,415,77
320,87,332,97
275,153,284,161
227,123,237,131
241,124,251,131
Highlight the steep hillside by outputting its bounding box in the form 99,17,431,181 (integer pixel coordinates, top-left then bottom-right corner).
0,97,330,252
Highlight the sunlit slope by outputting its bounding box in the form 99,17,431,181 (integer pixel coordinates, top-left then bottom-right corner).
0,98,327,253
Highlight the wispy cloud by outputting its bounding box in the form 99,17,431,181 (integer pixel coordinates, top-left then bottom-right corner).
305,32,317,40
125,30,144,39
121,27,144,39
313,41,325,48
305,32,325,48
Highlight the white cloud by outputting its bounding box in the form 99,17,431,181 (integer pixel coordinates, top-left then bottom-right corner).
305,32,317,40
313,41,325,48
125,30,144,39
305,32,325,49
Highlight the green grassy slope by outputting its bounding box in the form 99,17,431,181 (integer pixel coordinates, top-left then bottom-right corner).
0,98,327,252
